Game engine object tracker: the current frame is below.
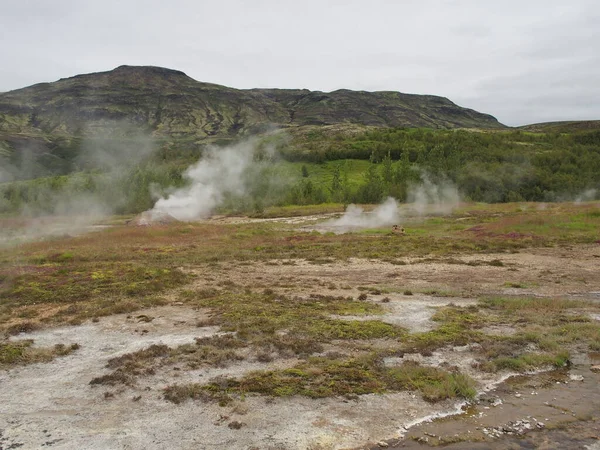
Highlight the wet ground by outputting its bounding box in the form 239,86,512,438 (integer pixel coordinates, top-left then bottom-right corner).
371,352,600,450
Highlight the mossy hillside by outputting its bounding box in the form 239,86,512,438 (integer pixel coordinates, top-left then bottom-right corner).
0,66,503,141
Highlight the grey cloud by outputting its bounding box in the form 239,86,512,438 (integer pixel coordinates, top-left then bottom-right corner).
458,57,600,125
0,0,599,125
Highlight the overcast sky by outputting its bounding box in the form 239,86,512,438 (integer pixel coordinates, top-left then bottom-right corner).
1,0,598,126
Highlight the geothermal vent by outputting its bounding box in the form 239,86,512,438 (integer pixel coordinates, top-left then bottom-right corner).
128,210,181,226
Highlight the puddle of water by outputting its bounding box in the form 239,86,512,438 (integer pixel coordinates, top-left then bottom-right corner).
376,355,600,450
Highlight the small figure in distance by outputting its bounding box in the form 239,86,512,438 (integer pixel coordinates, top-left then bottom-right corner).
391,225,405,236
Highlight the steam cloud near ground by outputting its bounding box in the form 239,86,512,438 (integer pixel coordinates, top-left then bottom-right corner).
0,125,156,245
574,188,598,204
327,197,400,230
324,174,460,232
407,173,461,215
150,139,274,221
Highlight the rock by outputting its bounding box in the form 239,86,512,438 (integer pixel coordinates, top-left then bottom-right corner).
515,393,522,398
228,421,245,430
391,225,405,236
136,315,154,323
377,442,389,448
213,414,229,426
569,374,584,382
491,398,503,407
591,365,600,373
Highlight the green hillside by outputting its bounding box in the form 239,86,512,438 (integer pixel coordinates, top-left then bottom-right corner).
0,65,504,182
518,120,600,133
0,66,598,217
2,127,599,216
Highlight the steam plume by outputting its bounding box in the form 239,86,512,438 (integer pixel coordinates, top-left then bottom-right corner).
0,124,156,245
150,139,273,221
322,173,460,233
324,197,400,231
574,188,598,204
407,173,460,215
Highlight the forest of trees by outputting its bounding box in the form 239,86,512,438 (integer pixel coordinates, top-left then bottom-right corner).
1,127,599,215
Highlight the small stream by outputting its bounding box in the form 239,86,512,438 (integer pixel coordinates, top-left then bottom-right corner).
376,351,600,449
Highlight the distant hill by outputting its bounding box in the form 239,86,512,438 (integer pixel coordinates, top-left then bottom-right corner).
518,120,600,133
0,65,504,136
0,65,505,180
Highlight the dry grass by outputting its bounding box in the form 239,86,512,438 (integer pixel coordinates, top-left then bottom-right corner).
89,336,247,386
164,355,477,405
0,339,79,369
481,297,599,329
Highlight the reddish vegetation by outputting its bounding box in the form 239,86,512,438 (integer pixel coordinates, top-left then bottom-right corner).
0,265,57,278
465,225,539,240
284,235,319,242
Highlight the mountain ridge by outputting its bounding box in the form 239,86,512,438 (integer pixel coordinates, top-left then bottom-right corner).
518,120,600,133
0,65,507,181
0,65,504,137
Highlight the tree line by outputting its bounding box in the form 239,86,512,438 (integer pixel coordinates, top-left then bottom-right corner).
1,128,599,215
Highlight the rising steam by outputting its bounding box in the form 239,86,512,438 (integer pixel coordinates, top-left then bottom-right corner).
0,124,156,246
322,173,460,233
324,197,400,231
150,139,273,221
574,188,598,204
407,173,460,215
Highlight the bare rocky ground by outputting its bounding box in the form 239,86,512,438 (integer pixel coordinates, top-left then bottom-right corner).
0,306,457,450
378,352,600,450
1,219,600,449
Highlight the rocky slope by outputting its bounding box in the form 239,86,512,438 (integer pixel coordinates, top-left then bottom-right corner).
518,120,600,133
0,65,503,137
0,65,504,180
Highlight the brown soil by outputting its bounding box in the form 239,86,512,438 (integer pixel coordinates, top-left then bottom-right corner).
189,244,600,302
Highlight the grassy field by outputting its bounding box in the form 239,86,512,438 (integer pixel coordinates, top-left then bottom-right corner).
1,201,599,406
